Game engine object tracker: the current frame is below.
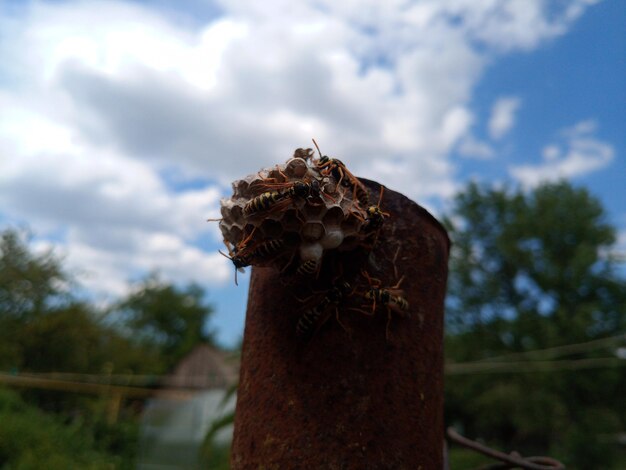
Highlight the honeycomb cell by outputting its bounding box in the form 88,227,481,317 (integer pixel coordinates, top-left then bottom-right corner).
302,202,327,219
267,167,287,183
321,180,337,197
234,179,249,197
260,218,283,238
341,214,363,235
321,227,344,249
301,221,325,242
339,235,360,252
285,158,309,178
230,204,243,222
227,226,243,245
282,231,301,247
322,206,344,226
300,242,324,262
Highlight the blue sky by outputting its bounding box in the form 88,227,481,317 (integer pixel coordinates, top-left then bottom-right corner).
0,0,623,347
464,0,625,217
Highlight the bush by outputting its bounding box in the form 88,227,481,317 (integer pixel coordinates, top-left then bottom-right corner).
0,388,126,469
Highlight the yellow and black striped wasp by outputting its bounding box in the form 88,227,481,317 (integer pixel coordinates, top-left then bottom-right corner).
243,177,331,217
219,228,285,285
363,186,390,234
295,258,322,278
359,270,410,339
312,139,369,207
218,241,251,286
295,281,354,340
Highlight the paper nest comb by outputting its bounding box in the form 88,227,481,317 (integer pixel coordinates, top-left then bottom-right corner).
216,147,377,278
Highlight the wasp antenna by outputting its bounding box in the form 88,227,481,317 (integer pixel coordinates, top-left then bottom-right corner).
312,138,323,158
218,249,232,260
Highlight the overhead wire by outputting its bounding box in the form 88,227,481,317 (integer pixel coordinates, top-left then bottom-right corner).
472,333,626,363
445,357,626,375
1,336,624,395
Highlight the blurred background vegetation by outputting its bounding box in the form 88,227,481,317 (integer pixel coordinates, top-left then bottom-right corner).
0,180,624,469
444,181,626,469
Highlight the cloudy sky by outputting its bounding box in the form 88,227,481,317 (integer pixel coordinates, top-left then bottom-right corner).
1,0,624,346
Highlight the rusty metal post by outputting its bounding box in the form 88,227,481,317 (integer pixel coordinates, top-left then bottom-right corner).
231,179,450,469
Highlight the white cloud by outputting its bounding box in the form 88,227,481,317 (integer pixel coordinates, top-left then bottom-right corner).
0,92,230,298
435,0,602,51
615,229,626,264
509,120,614,187
489,96,522,140
606,228,626,265
0,0,602,302
457,136,495,160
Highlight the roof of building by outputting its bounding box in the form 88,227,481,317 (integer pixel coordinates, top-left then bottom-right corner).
161,344,239,390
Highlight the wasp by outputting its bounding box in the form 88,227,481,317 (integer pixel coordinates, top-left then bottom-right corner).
219,242,251,286
245,238,284,260
243,179,324,216
296,281,354,339
364,186,389,233
359,270,410,339
219,227,281,285
312,139,369,207
218,228,257,285
219,237,286,285
296,259,320,277
293,147,314,160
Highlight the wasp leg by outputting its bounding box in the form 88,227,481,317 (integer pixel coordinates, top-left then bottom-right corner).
238,226,258,251
390,275,405,291
392,245,401,280
347,306,375,317
385,308,393,340
334,307,351,336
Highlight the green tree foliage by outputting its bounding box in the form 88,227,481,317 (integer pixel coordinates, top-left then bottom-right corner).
0,230,70,320
0,228,220,467
0,387,122,469
0,230,70,369
117,276,216,370
444,181,626,469
0,229,162,376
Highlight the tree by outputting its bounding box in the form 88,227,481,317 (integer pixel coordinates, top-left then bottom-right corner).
0,228,70,318
117,275,216,370
0,228,221,466
444,181,626,469
0,229,71,369
0,228,163,375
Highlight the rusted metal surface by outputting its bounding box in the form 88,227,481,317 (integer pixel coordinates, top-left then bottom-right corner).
231,179,450,469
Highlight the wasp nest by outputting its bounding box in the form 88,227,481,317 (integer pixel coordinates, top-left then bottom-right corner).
216,147,384,281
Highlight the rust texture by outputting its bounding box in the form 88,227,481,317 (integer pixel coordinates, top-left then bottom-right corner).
231,179,450,470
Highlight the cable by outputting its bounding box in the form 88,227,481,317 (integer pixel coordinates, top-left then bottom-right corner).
8,371,239,387
473,333,625,363
446,357,625,375
0,373,196,399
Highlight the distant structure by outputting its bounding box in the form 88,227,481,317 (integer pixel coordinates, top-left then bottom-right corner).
162,344,239,390
137,344,238,470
